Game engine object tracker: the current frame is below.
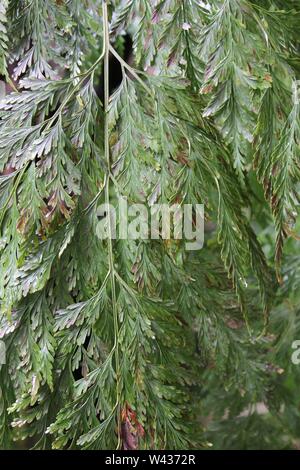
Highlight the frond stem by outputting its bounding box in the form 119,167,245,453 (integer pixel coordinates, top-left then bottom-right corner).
102,0,122,450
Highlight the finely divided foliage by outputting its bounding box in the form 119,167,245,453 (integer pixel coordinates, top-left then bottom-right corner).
0,0,299,450
0,0,8,78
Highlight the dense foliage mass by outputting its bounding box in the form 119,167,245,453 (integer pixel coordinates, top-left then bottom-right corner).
0,0,300,450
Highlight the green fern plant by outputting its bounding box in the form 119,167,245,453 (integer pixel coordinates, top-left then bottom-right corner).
0,0,300,450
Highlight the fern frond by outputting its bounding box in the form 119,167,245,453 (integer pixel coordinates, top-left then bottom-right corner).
0,0,8,77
